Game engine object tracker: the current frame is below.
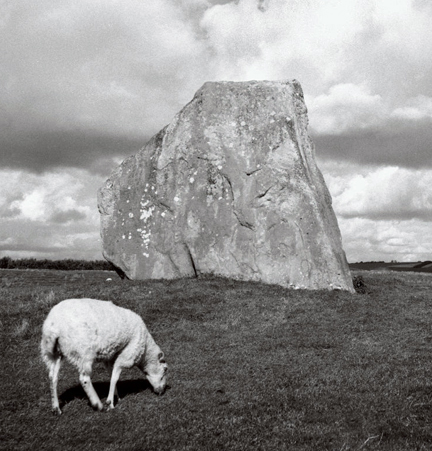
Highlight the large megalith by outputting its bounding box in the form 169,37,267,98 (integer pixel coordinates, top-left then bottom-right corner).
98,80,354,292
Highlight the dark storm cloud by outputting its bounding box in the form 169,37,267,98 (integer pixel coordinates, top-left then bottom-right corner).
50,209,87,224
313,118,432,169
3,0,432,175
0,0,209,175
0,129,148,174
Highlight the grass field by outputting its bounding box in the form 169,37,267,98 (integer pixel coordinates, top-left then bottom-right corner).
1,269,432,450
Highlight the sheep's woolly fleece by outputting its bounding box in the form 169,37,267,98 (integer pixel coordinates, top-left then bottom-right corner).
42,299,151,370
41,298,167,413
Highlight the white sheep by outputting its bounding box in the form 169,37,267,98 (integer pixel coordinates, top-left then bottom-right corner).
40,298,167,414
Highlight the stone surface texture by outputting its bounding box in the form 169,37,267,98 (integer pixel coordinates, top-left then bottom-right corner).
98,80,354,291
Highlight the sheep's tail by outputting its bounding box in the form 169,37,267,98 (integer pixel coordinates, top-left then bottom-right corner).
40,324,61,367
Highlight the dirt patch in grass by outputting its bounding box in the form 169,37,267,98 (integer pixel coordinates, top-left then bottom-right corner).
1,270,432,450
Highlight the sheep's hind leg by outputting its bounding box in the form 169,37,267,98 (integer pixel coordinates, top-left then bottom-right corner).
104,362,120,401
79,372,103,411
49,356,62,415
106,364,122,409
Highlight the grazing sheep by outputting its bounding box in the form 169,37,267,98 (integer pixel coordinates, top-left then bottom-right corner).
41,298,167,414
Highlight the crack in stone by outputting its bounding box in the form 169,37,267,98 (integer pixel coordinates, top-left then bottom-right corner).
245,167,262,176
154,200,173,213
184,243,198,277
256,185,272,199
233,210,255,231
221,173,234,201
230,250,259,275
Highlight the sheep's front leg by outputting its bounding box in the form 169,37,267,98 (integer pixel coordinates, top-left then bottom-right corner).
79,372,103,411
49,356,62,415
106,364,122,409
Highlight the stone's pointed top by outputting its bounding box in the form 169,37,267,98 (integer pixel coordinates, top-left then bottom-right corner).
98,79,354,292
197,79,303,94
189,79,308,120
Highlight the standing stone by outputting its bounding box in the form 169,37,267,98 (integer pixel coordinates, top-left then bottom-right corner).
98,80,354,292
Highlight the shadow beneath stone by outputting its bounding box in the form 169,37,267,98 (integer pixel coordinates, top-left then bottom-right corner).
59,378,152,406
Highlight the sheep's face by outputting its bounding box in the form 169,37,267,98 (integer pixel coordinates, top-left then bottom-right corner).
145,351,167,395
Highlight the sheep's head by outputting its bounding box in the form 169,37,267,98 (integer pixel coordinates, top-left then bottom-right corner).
144,348,167,395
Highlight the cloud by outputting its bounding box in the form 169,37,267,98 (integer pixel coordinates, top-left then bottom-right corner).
0,227,101,260
307,83,432,168
0,168,104,259
321,163,432,221
308,84,386,135
50,209,87,224
6,172,92,222
317,161,432,261
337,217,432,262
0,128,146,174
391,95,432,120
200,0,369,85
1,0,210,172
312,116,432,168
199,0,432,169
200,0,432,92
2,0,432,173
312,120,432,168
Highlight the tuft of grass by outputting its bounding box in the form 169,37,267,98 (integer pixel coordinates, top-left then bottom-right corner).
33,289,56,307
1,269,432,450
12,318,30,338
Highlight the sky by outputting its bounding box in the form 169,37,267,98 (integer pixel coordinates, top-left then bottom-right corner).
1,0,431,263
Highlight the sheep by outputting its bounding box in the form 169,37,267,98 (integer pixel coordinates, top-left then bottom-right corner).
40,298,167,414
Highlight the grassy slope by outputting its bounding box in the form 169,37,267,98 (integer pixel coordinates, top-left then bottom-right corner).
1,269,432,450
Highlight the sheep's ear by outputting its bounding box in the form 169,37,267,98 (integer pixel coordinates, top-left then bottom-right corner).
158,351,165,362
